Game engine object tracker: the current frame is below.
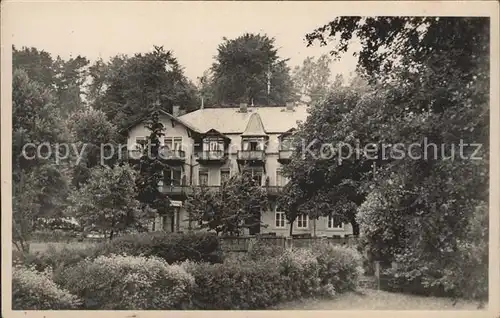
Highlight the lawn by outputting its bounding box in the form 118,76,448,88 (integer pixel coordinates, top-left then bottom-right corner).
273,289,484,310
27,241,97,253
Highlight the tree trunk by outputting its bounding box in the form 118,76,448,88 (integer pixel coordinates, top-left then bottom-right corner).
109,230,114,240
289,220,294,236
350,218,360,236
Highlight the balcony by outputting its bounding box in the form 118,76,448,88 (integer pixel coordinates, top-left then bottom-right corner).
278,149,293,164
159,148,186,164
196,151,228,164
266,185,284,196
237,150,266,164
160,184,187,197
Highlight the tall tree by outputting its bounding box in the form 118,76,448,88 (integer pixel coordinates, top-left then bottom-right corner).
302,17,489,301
12,69,70,251
67,108,118,188
186,172,268,236
88,46,198,129
134,110,172,222
66,164,148,240
13,46,89,117
291,54,333,104
209,33,295,106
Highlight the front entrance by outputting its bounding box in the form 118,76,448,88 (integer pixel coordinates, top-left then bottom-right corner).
162,214,175,232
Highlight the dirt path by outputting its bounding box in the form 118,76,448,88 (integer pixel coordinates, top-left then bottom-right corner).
273,289,483,310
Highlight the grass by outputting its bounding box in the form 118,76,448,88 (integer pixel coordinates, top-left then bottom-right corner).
27,241,97,253
273,289,484,310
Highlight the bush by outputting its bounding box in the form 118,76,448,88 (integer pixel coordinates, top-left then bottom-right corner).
247,237,285,261
17,244,96,272
95,231,224,264
17,232,223,273
311,243,364,293
55,254,196,309
182,258,288,309
12,265,81,310
277,248,324,298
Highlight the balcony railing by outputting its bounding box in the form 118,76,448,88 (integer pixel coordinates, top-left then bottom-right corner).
160,184,287,196
197,150,228,163
237,150,266,162
160,184,221,196
266,185,284,195
278,149,293,163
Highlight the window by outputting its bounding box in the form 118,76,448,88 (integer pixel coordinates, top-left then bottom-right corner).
275,211,286,228
220,169,230,185
296,214,308,229
250,141,258,151
164,137,183,150
164,167,182,186
243,168,263,186
135,137,147,149
204,138,224,152
276,169,288,186
280,136,294,150
327,215,343,229
199,170,209,186
173,137,182,150
242,138,265,151
164,137,173,149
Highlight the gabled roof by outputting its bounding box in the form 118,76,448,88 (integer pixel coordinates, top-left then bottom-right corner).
178,105,309,134
203,128,231,141
124,109,202,134
241,113,267,137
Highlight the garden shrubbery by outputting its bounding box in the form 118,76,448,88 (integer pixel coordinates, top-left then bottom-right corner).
18,231,223,273
13,235,363,310
54,255,196,309
12,265,81,310
182,258,287,309
95,231,224,264
182,242,360,309
247,237,285,261
18,244,96,272
312,243,364,293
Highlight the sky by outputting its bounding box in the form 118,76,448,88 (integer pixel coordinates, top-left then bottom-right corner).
4,1,360,83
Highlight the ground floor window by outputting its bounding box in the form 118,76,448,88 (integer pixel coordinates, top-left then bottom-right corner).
327,215,343,229
296,214,308,228
199,169,209,186
164,167,183,185
275,211,286,228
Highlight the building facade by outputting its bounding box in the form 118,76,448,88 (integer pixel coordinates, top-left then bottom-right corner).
126,103,353,237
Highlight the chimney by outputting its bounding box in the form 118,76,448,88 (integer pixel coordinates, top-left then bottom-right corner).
239,103,248,113
172,105,180,117
285,102,295,111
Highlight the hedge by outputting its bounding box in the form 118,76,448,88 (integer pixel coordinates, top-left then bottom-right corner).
17,231,224,272
55,254,196,310
12,265,81,310
95,231,224,264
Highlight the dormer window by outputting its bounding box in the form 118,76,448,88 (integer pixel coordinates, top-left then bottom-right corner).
203,137,225,152
280,135,294,151
242,137,266,151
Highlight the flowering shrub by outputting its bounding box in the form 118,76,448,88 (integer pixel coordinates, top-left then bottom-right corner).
182,258,287,309
311,243,364,293
277,248,323,298
247,238,285,261
55,255,196,309
12,265,81,310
